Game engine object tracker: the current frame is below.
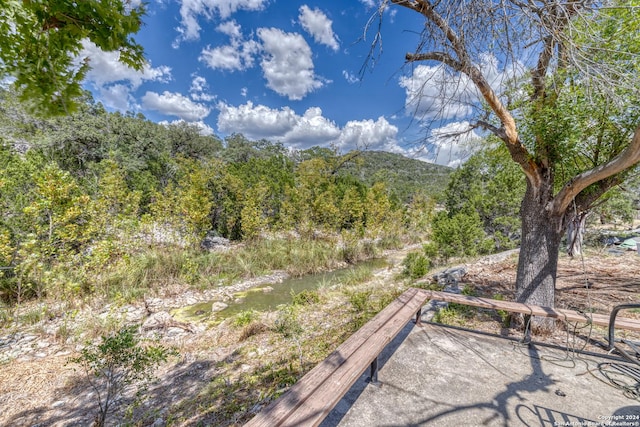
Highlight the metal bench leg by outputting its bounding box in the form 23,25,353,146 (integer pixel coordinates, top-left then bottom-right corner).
415,308,422,326
367,356,382,387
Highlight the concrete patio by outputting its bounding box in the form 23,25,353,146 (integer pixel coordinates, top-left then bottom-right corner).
320,321,640,427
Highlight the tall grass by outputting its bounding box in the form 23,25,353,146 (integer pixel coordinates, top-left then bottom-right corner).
30,234,393,307
97,250,185,302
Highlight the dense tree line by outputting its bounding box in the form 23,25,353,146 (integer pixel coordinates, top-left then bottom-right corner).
0,90,437,303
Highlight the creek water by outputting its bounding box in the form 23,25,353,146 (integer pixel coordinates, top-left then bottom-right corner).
174,258,389,322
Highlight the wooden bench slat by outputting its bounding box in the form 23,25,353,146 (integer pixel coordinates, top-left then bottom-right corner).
281,292,427,426
418,290,640,332
245,287,427,427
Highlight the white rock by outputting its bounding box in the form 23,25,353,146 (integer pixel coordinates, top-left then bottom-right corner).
211,302,228,313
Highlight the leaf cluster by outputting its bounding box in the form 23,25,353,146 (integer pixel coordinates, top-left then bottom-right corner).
0,0,146,116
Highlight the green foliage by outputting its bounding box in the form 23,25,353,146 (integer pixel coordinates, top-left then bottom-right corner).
444,143,524,251
69,325,175,427
341,265,374,287
402,252,430,279
0,0,146,115
233,309,258,327
426,209,492,262
346,290,372,313
340,151,452,202
0,89,440,307
291,289,321,306
240,185,268,241
591,185,637,229
274,306,303,338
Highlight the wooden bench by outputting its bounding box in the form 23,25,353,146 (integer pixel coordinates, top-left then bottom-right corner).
244,287,429,427
245,287,640,426
416,289,640,333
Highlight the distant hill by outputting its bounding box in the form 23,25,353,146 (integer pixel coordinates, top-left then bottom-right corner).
342,150,453,202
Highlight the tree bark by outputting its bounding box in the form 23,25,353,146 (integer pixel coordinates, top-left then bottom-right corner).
515,182,563,332
566,212,588,257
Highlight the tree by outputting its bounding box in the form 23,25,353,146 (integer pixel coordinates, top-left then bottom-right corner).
376,0,640,323
444,142,525,251
70,326,174,427
0,0,146,115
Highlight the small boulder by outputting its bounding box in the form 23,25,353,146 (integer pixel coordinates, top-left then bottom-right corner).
201,233,230,251
211,302,229,313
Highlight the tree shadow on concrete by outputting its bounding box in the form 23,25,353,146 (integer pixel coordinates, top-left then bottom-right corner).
322,322,636,427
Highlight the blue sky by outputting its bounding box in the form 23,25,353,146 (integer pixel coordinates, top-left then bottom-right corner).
79,0,490,166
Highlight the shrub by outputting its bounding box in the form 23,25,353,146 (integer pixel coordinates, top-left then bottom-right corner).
273,306,302,338
291,289,320,306
69,325,175,427
402,252,430,279
428,210,493,262
233,309,257,327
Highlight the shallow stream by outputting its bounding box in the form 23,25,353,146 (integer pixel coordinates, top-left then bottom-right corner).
172,258,388,322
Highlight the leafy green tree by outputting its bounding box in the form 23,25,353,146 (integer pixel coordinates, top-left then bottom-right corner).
70,326,174,427
240,185,268,240
20,163,92,297
148,159,214,246
592,186,637,229
365,182,394,235
379,0,640,317
425,209,492,262
404,191,435,237
0,0,146,115
228,153,295,227
166,121,223,159
340,185,366,231
30,94,110,174
444,143,524,251
281,157,332,234
83,159,142,271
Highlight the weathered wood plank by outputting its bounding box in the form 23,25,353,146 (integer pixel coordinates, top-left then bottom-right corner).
245,287,427,427
418,289,640,332
281,291,427,426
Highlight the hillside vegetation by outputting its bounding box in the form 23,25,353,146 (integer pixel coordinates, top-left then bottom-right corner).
0,89,449,308
342,150,451,203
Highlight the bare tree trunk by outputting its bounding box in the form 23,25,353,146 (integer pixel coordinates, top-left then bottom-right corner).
515,184,563,332
567,212,588,257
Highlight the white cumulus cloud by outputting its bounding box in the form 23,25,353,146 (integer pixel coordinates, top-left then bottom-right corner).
343,70,359,84
399,54,524,122
98,84,137,111
142,91,211,121
159,119,215,136
217,101,398,151
217,101,299,138
257,27,325,100
174,0,268,45
399,64,475,122
81,40,171,89
336,117,398,151
282,107,342,145
298,5,339,51
199,20,260,71
189,75,216,101
426,121,481,167
78,40,172,112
